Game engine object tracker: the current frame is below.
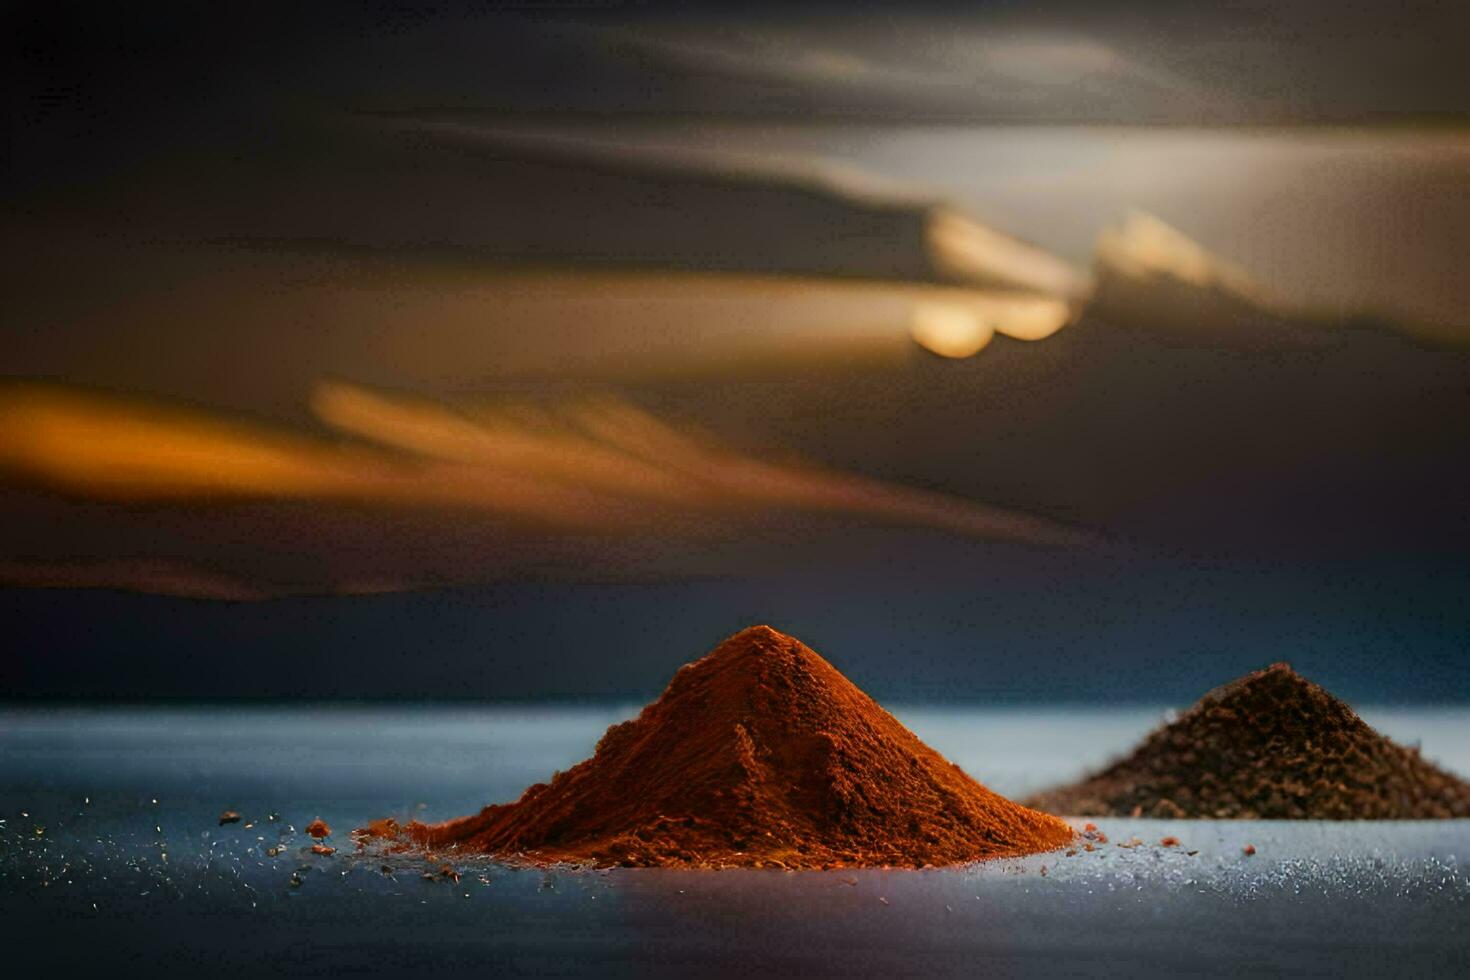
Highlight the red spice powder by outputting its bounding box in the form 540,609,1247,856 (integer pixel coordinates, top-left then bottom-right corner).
371,625,1072,868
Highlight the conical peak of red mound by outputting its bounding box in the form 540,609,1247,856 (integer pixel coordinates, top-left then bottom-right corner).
395,625,1072,868
650,624,886,734
1027,663,1470,819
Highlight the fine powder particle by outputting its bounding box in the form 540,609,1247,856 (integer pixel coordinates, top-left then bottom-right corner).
1025,663,1470,819
375,625,1073,868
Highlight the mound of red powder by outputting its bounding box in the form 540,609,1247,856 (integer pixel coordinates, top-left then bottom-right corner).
1026,663,1470,819
373,625,1072,868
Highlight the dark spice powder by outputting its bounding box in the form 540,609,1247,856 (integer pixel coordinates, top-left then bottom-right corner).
1026,663,1470,819
368,625,1072,867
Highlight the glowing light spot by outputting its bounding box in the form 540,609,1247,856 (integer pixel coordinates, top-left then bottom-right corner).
909,303,994,358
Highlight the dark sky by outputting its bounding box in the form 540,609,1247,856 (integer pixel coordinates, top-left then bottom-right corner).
3,1,1468,703
5,542,1469,705
9,1,1470,204
9,2,1470,147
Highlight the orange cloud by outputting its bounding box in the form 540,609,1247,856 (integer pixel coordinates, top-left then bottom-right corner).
0,381,1088,596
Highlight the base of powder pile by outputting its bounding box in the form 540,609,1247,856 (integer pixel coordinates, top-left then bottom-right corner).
354,817,1074,870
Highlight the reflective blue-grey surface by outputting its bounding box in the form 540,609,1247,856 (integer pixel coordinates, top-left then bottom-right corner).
2,705,1468,977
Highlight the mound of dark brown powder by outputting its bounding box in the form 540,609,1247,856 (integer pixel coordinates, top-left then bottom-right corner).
1027,663,1470,819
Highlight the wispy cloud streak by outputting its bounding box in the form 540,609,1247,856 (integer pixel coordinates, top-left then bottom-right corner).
0,381,1087,597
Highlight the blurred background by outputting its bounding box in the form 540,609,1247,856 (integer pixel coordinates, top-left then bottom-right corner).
4,0,1468,706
